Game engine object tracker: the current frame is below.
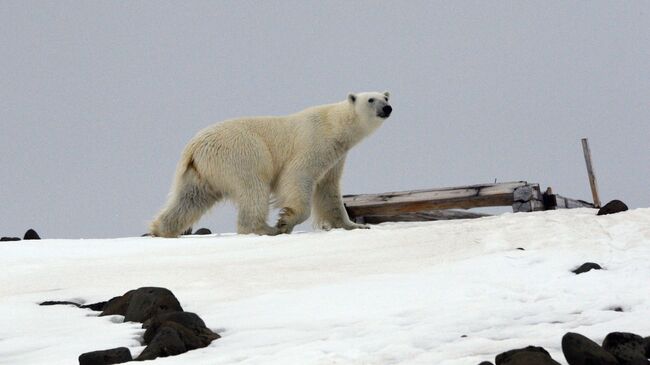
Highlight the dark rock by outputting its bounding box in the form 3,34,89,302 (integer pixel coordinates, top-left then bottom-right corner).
479,362,495,365
182,227,193,235
194,228,212,235
137,326,187,361
496,346,560,365
597,200,629,215
23,229,40,240
143,311,219,347
78,347,132,365
516,247,525,251
100,292,135,317
572,262,602,274
40,299,107,311
562,332,619,365
81,301,108,311
602,332,649,365
1,237,21,241
645,336,650,358
123,287,183,323
141,233,153,237
40,300,81,307
611,306,625,312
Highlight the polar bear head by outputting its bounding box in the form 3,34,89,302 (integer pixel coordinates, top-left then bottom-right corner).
347,91,392,121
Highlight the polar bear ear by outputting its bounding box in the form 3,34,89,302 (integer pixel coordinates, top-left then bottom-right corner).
383,91,390,99
347,93,357,104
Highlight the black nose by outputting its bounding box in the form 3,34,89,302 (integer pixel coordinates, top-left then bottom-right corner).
383,105,392,116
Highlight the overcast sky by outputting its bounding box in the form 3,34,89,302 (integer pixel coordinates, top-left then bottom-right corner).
1,1,648,239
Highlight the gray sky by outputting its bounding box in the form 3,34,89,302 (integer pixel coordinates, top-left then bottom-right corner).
1,1,649,239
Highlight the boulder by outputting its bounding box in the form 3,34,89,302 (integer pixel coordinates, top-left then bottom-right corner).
137,326,187,360
194,228,212,235
495,346,560,365
572,262,602,274
23,229,41,240
123,287,183,323
143,311,220,346
78,347,132,365
602,332,649,365
597,200,628,215
562,332,619,365
0,237,20,241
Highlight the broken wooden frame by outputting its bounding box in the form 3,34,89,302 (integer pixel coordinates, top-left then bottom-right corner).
343,181,594,224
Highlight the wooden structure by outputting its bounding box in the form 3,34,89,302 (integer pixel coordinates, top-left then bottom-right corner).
343,181,594,224
581,138,602,208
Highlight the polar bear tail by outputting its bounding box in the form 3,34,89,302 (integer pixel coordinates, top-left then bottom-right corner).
150,152,220,238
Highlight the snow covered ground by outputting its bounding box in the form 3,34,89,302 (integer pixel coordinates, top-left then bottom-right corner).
1,208,649,364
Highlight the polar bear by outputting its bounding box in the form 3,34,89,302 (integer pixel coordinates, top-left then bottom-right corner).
150,91,392,237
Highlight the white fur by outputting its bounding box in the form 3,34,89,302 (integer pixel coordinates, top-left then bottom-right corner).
150,91,392,237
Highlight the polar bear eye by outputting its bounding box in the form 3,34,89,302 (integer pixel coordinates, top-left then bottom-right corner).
368,98,375,103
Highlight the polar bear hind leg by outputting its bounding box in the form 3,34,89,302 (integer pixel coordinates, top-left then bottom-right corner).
150,164,221,238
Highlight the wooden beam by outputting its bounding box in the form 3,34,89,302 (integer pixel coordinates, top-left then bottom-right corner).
551,194,595,209
581,138,602,208
343,181,529,218
358,210,491,224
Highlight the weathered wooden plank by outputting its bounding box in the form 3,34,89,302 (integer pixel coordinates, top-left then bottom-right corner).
552,194,595,209
542,187,595,210
343,181,529,217
358,210,491,224
581,138,602,208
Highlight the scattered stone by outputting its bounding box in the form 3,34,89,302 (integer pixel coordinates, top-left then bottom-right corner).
141,233,153,237
495,346,560,365
193,228,212,235
602,332,648,365
478,362,495,365
562,332,619,365
44,288,218,362
645,336,650,357
78,347,132,365
23,229,40,240
40,301,81,307
0,237,21,241
137,325,187,360
516,247,525,251
123,287,183,323
597,200,628,216
610,306,624,312
572,262,602,274
40,300,107,311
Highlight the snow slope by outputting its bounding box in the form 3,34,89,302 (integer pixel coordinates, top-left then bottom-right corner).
1,208,649,364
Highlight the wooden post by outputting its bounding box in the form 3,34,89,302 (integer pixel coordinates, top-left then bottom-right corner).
581,138,601,208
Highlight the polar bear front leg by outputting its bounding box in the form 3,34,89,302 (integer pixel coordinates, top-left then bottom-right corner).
274,176,314,234
312,158,369,231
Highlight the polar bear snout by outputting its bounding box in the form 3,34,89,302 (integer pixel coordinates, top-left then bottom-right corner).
378,105,392,118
